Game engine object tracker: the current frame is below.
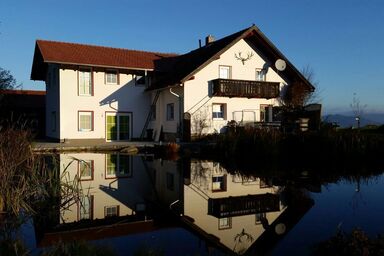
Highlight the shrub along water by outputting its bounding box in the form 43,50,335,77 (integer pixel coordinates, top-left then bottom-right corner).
213,126,384,178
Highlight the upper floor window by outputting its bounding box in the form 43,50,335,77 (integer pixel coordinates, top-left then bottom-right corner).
166,103,174,121
212,175,227,192
78,68,93,96
219,65,231,79
256,68,266,81
105,70,118,85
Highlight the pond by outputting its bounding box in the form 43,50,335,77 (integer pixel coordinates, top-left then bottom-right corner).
16,153,384,255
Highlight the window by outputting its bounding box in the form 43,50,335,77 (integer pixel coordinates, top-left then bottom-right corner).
106,154,131,178
166,103,174,121
219,66,231,79
135,75,146,86
212,175,227,192
212,103,226,120
78,68,93,96
105,70,118,84
51,111,56,132
150,105,156,121
78,160,93,180
260,105,273,122
104,205,119,218
78,111,93,131
166,172,175,191
255,213,266,225
219,217,232,230
256,68,266,81
79,195,93,220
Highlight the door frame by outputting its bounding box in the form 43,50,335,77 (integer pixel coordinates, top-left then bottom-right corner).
105,111,132,141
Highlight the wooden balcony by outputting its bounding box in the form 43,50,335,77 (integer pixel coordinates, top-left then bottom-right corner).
212,78,280,99
208,193,280,218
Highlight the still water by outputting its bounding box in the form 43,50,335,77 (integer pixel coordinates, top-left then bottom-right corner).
24,153,384,255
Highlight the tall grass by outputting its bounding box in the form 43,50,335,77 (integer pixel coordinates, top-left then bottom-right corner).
0,127,95,255
0,128,41,216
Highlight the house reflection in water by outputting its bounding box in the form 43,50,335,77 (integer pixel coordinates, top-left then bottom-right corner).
170,160,314,255
181,161,284,254
35,154,313,255
36,152,161,248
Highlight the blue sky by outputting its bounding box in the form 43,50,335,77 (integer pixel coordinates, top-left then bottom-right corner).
0,0,383,114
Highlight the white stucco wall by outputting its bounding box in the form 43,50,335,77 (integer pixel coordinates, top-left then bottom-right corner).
184,39,288,134
59,153,153,223
149,87,182,140
57,68,150,140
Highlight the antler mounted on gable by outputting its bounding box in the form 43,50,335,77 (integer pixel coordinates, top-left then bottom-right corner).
234,51,254,65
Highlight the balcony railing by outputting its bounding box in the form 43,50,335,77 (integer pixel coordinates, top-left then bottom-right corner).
212,78,280,99
208,193,280,218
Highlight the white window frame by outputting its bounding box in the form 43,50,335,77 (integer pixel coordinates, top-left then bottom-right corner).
219,65,231,79
104,205,119,217
78,111,93,132
166,103,175,121
256,68,266,81
212,175,227,192
105,69,118,85
78,160,93,180
212,103,226,120
218,217,232,230
79,195,93,220
78,68,93,96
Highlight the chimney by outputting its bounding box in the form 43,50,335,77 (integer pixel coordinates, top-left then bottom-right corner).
205,35,215,45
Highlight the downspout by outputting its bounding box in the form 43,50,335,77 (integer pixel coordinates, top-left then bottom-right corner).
169,86,183,141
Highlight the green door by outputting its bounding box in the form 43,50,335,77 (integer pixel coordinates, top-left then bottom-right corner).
106,115,117,141
106,113,130,141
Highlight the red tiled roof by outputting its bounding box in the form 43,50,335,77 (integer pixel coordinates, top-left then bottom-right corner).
36,40,177,70
0,89,46,95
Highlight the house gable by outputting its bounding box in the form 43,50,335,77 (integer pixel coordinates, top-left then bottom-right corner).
149,25,314,92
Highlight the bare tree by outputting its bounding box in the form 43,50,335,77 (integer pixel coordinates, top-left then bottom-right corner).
350,93,367,129
192,108,210,137
0,67,21,90
280,64,319,108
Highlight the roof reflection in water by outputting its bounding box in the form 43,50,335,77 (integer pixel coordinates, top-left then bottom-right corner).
34,153,314,255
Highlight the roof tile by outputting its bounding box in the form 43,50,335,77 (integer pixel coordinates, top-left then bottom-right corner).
36,40,177,70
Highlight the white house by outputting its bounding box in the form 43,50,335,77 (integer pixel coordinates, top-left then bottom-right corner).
31,25,313,142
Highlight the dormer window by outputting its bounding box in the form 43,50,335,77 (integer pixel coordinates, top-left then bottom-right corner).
105,70,118,85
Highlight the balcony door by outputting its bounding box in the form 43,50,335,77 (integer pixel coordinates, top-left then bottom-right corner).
106,112,131,141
